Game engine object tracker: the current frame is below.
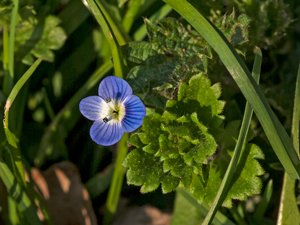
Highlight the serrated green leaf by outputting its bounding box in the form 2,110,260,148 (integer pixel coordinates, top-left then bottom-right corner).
163,157,193,188
123,148,180,194
124,73,225,197
128,133,144,148
122,18,210,96
215,10,250,48
139,113,162,144
124,148,163,193
204,121,265,207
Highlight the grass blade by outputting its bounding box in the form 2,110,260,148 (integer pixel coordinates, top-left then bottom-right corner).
176,188,235,225
133,4,173,40
162,0,300,179
122,0,143,32
3,26,10,96
0,157,42,224
85,0,126,77
277,62,300,225
3,58,43,188
202,47,262,225
6,0,19,95
252,180,273,223
103,133,129,225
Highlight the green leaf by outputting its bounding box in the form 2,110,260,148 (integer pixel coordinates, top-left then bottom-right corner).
204,121,265,208
122,18,211,97
4,127,18,148
0,157,42,224
25,15,66,63
124,73,225,199
171,188,205,225
213,10,250,55
277,62,300,225
162,0,300,179
123,148,176,193
174,188,235,225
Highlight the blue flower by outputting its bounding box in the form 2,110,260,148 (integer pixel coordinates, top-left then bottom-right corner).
79,76,146,146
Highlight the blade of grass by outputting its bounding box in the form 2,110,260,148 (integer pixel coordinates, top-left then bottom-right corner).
277,62,300,225
229,205,248,225
291,62,300,154
3,58,43,189
252,179,273,223
202,47,262,225
8,196,19,225
86,0,126,77
4,58,43,138
87,0,130,45
103,133,129,225
0,157,42,224
122,0,142,32
176,188,235,225
162,0,300,179
133,4,172,40
3,26,9,96
42,88,55,121
5,0,19,95
85,164,114,199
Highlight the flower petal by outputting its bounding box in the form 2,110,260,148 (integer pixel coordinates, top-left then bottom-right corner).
90,120,124,146
121,95,146,132
98,76,132,102
79,96,107,121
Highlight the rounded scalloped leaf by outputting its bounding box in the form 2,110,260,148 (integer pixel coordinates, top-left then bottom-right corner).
204,121,265,208
123,148,163,193
139,113,162,145
178,74,225,116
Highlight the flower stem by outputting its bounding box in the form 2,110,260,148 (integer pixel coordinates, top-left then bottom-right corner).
103,133,129,225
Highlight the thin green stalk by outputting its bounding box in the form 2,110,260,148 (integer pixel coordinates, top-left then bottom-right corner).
6,0,19,95
86,0,126,78
203,48,262,225
3,58,43,188
42,88,55,121
122,0,142,32
0,157,42,224
133,4,173,40
277,62,300,225
8,196,19,225
252,180,273,223
3,26,9,96
4,58,43,131
162,0,300,179
96,0,131,44
176,188,235,225
228,205,248,225
103,133,129,225
291,62,300,154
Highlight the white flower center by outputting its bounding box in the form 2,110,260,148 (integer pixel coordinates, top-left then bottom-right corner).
101,97,125,124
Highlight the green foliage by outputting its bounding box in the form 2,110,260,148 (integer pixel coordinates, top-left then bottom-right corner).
205,121,265,208
0,2,66,64
124,73,264,207
22,15,67,65
121,18,211,98
121,15,250,100
213,10,250,56
236,0,292,48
